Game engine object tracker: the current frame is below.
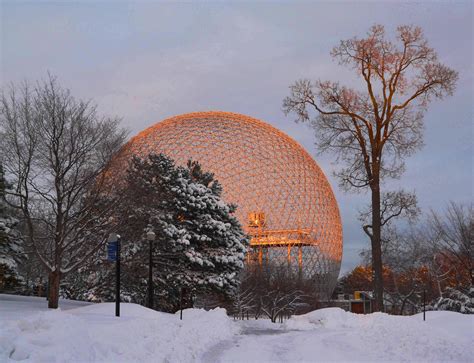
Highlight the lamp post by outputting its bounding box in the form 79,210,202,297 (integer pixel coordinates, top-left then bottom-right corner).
108,232,121,317
146,229,156,309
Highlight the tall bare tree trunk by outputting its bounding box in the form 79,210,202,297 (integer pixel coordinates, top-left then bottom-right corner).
371,180,384,312
48,270,61,309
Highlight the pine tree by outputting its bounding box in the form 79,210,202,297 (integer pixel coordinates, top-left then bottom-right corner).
128,154,248,310
67,154,248,311
165,158,248,302
0,162,25,292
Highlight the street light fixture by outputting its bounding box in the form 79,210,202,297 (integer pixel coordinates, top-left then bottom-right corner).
146,228,156,309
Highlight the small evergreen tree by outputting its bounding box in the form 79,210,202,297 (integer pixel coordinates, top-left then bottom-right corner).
130,154,248,310
0,163,25,292
67,154,248,311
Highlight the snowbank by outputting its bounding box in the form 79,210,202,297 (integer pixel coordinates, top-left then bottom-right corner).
282,307,473,362
1,297,472,363
284,307,364,330
0,299,236,362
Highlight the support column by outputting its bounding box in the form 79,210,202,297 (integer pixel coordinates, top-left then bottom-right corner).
298,246,302,269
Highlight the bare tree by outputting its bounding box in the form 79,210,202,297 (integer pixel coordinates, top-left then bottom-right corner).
283,25,457,311
359,190,419,239
404,219,457,299
358,203,471,313
429,202,473,287
0,75,127,308
231,272,257,320
260,289,303,323
237,260,312,322
383,229,426,315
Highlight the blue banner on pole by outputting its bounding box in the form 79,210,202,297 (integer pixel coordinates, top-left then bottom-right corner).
107,241,118,262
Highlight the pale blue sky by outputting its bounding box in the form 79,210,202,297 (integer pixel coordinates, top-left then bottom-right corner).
1,1,472,274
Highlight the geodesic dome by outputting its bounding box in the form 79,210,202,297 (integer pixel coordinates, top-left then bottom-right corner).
115,111,343,296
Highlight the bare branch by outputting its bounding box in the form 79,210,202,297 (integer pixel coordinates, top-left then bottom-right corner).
0,74,128,307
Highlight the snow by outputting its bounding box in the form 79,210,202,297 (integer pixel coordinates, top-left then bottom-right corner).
0,294,236,362
1,295,472,362
0,294,91,322
207,309,473,363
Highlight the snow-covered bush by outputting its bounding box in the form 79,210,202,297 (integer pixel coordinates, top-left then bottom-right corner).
430,287,473,314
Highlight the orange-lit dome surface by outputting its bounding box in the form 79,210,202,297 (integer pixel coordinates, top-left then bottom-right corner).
115,111,343,295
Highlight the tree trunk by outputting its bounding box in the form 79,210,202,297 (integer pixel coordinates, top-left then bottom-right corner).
400,298,407,315
48,270,61,309
436,276,442,298
371,181,384,312
470,267,473,287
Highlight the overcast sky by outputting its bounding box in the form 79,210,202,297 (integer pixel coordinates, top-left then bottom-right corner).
1,1,472,274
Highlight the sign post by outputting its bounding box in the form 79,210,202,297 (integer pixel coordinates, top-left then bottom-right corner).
107,233,121,317
180,287,186,320
146,229,156,309
423,289,426,321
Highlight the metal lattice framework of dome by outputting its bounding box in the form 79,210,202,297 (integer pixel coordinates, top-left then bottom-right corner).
116,111,343,296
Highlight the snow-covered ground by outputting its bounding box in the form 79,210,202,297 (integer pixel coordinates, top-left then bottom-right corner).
0,294,236,362
208,308,473,363
0,294,91,322
1,294,472,362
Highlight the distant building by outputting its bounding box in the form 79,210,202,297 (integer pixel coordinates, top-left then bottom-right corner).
330,291,374,314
